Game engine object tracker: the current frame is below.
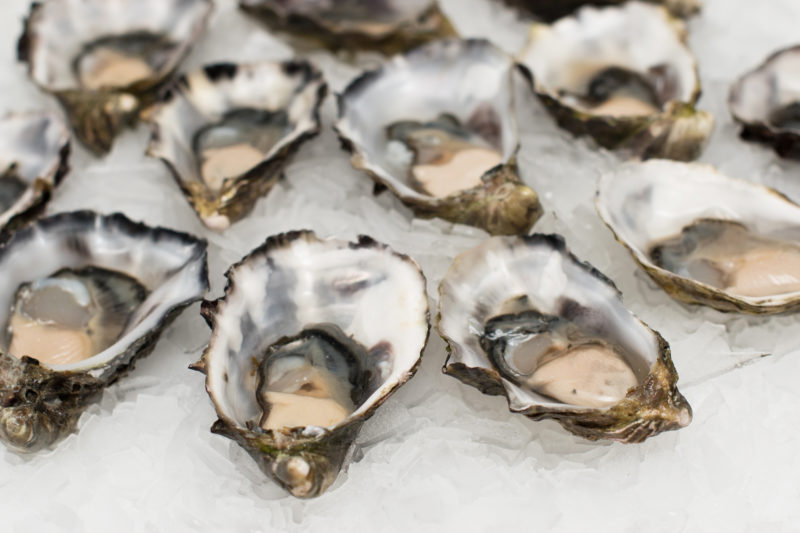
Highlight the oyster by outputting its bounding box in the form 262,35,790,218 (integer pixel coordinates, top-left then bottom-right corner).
195,231,429,498
239,0,456,54
0,112,70,237
336,39,543,236
0,211,208,452
517,2,713,161
729,45,800,159
438,234,691,443
146,61,326,231
18,0,212,155
500,0,700,21
597,159,800,314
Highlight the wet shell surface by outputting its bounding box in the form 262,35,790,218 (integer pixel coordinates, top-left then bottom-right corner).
729,45,800,159
0,211,208,453
500,0,701,21
18,0,212,154
146,61,326,231
196,231,429,498
597,159,800,314
0,112,70,236
335,38,543,236
517,2,713,161
438,234,691,443
239,0,456,54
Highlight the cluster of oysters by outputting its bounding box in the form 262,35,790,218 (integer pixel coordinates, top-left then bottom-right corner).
1,0,800,501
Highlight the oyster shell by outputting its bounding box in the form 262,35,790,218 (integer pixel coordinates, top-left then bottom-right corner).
729,45,800,159
18,0,212,155
239,0,456,54
517,2,713,161
336,39,543,236
0,211,208,452
146,61,326,231
500,0,701,21
0,112,70,238
597,159,800,314
195,231,429,498
438,234,691,443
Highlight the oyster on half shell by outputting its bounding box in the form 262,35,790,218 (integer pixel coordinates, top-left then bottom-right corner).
146,61,326,231
438,234,691,443
336,39,543,236
239,0,456,54
517,2,713,161
597,159,800,314
18,0,212,155
0,211,208,453
195,231,429,498
500,0,700,21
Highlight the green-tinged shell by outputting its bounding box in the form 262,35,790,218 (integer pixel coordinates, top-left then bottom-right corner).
146,61,326,231
239,0,456,55
518,2,713,161
501,0,700,21
336,39,543,236
18,0,212,155
438,234,691,443
0,211,208,452
196,231,429,498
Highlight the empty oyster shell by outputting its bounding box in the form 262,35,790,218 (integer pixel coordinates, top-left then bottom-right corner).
239,0,456,54
729,45,800,159
438,234,691,443
336,39,543,235
517,2,713,161
0,112,70,237
500,0,700,21
18,0,212,155
0,211,208,452
597,159,800,314
195,231,429,498
146,61,326,231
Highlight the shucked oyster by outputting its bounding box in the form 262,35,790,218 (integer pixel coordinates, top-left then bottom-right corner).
240,0,456,54
0,211,208,452
438,234,691,443
517,2,713,161
18,0,212,155
729,45,800,159
336,39,543,236
597,160,800,314
147,61,326,231
0,113,70,237
500,0,700,21
195,231,429,498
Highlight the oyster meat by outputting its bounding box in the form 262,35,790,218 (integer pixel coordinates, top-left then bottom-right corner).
517,2,713,161
438,234,691,443
596,159,800,314
240,0,456,54
0,211,208,452
147,61,326,231
336,39,543,235
195,231,429,498
729,45,800,159
0,112,70,237
500,0,701,21
18,0,212,154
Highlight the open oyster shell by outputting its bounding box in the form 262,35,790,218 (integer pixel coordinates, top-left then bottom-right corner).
0,112,70,238
146,61,326,231
195,231,429,498
239,0,456,54
0,211,208,453
729,45,800,159
438,234,691,443
597,159,800,314
18,0,212,155
500,0,700,21
336,39,543,236
517,2,713,161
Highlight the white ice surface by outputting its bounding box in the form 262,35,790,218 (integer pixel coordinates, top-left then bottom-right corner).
2,0,800,531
